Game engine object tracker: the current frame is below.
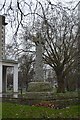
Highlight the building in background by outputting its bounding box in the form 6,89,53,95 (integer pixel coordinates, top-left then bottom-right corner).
0,15,18,97
43,65,57,87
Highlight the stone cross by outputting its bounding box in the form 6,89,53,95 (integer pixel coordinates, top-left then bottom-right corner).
33,33,44,82
27,33,52,92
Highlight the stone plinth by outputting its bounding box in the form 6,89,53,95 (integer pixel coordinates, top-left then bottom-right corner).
26,82,53,100
27,82,53,92
25,91,53,100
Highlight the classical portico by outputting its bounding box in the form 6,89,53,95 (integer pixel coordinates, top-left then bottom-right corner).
0,60,18,93
0,15,18,96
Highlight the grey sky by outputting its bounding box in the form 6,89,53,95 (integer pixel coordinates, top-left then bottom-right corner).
0,0,80,44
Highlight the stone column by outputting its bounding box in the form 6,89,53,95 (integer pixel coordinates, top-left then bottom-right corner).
13,64,18,93
0,62,2,93
2,66,7,92
34,37,44,82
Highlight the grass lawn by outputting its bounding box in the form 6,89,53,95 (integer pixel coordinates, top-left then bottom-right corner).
2,102,80,118
0,102,2,119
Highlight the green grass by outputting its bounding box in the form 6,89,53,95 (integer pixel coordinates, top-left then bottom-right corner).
18,91,78,101
0,102,2,119
2,102,80,118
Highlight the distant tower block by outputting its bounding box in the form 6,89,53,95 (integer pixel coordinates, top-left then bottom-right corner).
0,15,7,60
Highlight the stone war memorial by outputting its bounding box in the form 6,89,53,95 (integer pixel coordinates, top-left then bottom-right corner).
26,32,53,99
0,15,18,98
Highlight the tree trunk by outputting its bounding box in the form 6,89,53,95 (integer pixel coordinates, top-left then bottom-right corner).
57,74,65,93
65,78,70,91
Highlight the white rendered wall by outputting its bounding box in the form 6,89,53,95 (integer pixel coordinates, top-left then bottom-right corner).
13,64,18,93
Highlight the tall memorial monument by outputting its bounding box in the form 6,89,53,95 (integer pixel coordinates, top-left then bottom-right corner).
0,15,18,96
34,33,44,82
27,33,52,92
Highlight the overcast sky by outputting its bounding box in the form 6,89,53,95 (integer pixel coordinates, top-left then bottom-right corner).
0,0,80,44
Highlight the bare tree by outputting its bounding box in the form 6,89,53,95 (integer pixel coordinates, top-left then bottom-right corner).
18,54,34,93
30,1,78,92
0,0,78,92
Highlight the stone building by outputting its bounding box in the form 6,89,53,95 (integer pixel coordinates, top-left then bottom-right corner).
0,15,18,96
